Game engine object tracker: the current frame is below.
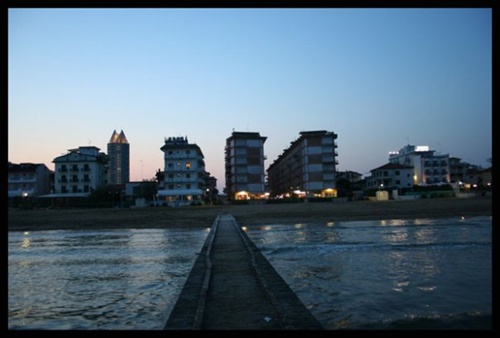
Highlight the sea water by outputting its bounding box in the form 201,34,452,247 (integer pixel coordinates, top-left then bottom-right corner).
8,216,491,330
247,216,492,330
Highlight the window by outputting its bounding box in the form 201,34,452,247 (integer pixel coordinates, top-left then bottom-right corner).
187,184,191,189
186,162,191,169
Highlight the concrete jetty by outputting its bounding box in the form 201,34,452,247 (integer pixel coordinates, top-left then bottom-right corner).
164,213,324,330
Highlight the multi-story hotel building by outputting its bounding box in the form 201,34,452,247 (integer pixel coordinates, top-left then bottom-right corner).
224,131,267,200
388,144,450,185
107,129,130,185
52,146,108,196
267,130,338,198
157,136,207,206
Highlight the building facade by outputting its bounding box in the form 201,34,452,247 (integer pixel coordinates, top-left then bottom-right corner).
8,162,52,198
266,130,338,198
388,144,450,185
52,146,108,196
365,163,414,191
224,131,267,200
157,136,208,206
448,157,470,183
107,129,130,185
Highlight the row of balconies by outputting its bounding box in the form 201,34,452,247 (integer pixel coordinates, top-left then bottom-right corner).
425,170,448,175
8,187,35,193
8,177,37,182
424,162,448,167
164,178,203,184
58,167,91,172
58,178,91,183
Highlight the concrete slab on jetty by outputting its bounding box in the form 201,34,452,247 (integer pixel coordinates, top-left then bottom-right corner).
165,213,324,330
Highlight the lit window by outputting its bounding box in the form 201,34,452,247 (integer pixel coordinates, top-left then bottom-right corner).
186,162,191,169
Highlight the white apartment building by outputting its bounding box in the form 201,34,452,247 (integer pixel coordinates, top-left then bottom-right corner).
224,131,267,200
388,144,450,185
52,146,108,196
365,163,414,190
157,136,207,207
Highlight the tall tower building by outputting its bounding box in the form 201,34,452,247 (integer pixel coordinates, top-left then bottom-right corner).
107,129,130,185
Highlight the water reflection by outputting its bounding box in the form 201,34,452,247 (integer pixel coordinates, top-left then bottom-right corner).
9,228,208,330
248,216,491,330
383,228,408,243
9,217,491,330
21,237,31,250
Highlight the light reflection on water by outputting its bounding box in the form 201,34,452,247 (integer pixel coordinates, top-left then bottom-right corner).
9,216,492,330
246,216,492,329
9,228,209,330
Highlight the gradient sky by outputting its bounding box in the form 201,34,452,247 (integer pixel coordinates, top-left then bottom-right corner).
8,8,492,193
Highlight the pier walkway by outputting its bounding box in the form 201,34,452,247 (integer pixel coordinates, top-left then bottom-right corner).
164,213,324,330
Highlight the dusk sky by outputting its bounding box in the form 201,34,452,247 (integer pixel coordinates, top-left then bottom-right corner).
8,8,492,193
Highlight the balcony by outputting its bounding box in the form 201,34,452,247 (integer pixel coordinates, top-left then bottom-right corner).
8,177,36,183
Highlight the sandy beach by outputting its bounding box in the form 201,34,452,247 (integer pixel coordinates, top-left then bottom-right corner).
8,197,492,232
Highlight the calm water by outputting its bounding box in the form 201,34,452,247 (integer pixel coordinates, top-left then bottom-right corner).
8,216,492,330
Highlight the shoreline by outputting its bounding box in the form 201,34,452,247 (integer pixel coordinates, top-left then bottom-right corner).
8,197,492,232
